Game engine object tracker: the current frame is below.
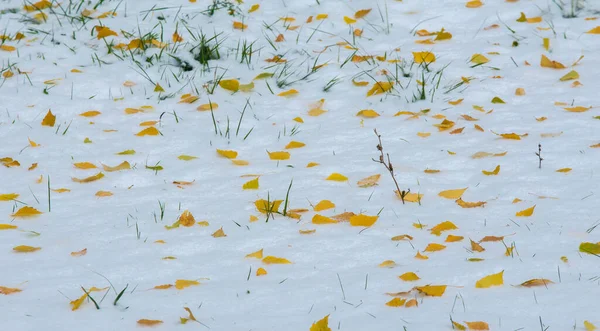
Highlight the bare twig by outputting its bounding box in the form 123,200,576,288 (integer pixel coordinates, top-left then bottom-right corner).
372,129,410,204
535,143,543,169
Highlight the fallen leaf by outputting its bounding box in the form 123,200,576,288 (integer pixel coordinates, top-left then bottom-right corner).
137,319,163,327
475,271,504,288
41,110,56,127
438,188,467,199
482,165,500,175
518,279,554,287
72,172,104,183
13,245,41,253
386,298,406,307
399,272,420,281
416,285,446,297
11,206,43,217
326,173,348,181
212,227,226,238
357,174,381,187
268,151,290,160
471,239,485,252
464,321,489,330
0,286,21,295
175,279,200,290
262,256,292,264
310,315,331,331
70,248,87,257
516,205,535,217
349,214,378,227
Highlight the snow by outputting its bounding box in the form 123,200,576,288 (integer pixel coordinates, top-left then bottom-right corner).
1,0,600,330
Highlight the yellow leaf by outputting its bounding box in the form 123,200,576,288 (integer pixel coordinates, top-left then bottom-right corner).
366,81,393,96
429,221,458,236
391,234,413,241
70,293,87,310
135,127,160,136
448,98,464,105
475,270,504,288
312,214,339,224
116,149,135,155
0,224,18,230
558,70,579,81
564,106,591,112
262,256,292,264
278,89,298,97
445,234,464,242
402,192,424,203
310,315,331,331
243,177,259,190
491,96,505,104
453,321,467,330
0,193,19,201
424,243,447,252
326,173,348,181
11,206,43,217
73,162,97,170
357,174,381,187
154,83,164,92
249,4,260,13
299,229,316,235
586,26,600,34
386,298,406,307
471,239,485,252
356,109,380,118
470,53,489,64
95,191,113,197
0,45,16,52
231,159,249,166
245,249,263,259
579,242,600,255
255,199,283,213
417,132,431,138
412,51,436,64
268,151,290,160
13,245,41,253
416,285,446,297
72,172,105,183
314,200,335,211
217,149,238,159
482,165,500,175
41,110,56,127
175,279,200,290
137,319,163,326
584,321,597,331
354,9,372,19
71,248,87,257
52,188,70,193
285,141,305,149
349,214,378,227
516,205,535,217
464,321,489,330
256,267,267,276
540,54,566,69
79,110,101,117
0,286,21,295
399,272,420,281
178,155,197,161
212,227,226,238
95,26,117,39
515,87,526,95
102,161,130,172
177,210,196,227
343,16,357,24
466,0,483,8
316,13,328,20
219,79,240,92
519,279,554,287
233,21,248,30
556,167,572,173
307,162,320,167
438,188,467,199
415,251,429,260
379,260,397,268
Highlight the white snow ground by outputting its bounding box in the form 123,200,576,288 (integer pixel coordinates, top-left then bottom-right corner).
1,0,600,330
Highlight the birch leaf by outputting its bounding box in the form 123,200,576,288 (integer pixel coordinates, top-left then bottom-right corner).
475,271,504,288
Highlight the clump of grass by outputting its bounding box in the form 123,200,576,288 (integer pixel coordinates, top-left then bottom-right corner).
190,31,224,68
372,129,410,204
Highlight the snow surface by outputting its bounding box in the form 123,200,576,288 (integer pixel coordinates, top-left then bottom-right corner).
1,0,600,330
